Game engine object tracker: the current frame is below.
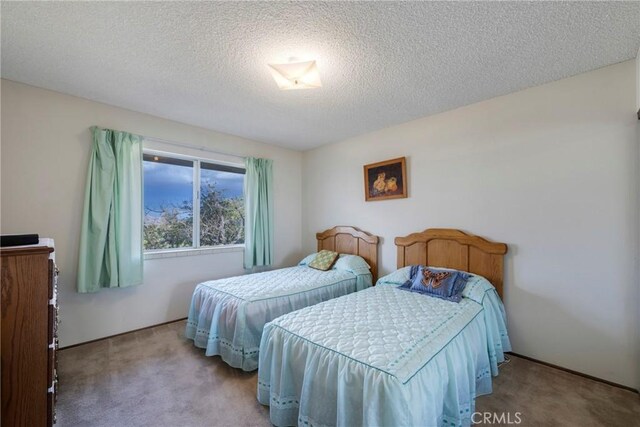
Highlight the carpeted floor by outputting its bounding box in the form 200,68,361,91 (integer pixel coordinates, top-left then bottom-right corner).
57,320,639,427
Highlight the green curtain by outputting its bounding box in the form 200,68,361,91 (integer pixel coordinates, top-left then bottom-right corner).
244,157,274,269
77,126,143,293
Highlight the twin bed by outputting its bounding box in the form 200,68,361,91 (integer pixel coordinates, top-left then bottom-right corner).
186,227,510,427
185,226,379,371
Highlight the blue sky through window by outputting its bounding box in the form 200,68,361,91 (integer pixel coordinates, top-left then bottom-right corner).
143,158,244,216
201,168,244,199
144,160,193,215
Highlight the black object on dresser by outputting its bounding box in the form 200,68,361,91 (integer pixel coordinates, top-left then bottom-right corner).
0,234,40,247
1,240,58,426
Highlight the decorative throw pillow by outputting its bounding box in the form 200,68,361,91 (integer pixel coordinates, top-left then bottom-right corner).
298,253,318,266
308,250,340,271
399,266,469,302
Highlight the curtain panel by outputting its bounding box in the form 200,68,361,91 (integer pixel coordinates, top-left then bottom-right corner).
77,126,143,293
244,157,274,269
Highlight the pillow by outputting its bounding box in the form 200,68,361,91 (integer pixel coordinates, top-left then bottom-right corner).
300,253,370,273
308,250,340,271
298,253,318,266
333,255,370,275
423,266,497,303
375,266,413,286
398,266,470,302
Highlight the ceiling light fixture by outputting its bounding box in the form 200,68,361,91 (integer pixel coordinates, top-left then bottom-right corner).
268,59,322,90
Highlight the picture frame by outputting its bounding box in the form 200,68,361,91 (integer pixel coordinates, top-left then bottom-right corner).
363,157,407,201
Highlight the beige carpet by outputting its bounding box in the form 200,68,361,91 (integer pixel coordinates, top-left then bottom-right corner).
57,320,639,426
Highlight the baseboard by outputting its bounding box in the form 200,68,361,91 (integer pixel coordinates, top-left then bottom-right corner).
59,317,187,351
507,352,638,394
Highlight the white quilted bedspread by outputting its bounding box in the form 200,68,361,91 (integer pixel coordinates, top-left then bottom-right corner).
198,266,356,302
269,285,483,383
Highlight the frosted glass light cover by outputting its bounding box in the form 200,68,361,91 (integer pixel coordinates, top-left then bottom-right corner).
268,60,322,90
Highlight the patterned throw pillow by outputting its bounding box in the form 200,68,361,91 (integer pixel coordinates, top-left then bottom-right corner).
399,266,469,302
308,250,340,271
298,253,318,266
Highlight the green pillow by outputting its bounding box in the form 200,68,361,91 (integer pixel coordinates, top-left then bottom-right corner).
308,250,339,271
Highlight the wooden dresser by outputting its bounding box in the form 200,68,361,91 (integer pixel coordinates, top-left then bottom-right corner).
1,240,58,426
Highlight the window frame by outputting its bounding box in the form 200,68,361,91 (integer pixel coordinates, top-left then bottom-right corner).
142,149,246,254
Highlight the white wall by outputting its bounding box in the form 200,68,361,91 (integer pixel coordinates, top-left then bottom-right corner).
302,60,640,389
636,46,640,113
0,79,303,347
636,49,640,390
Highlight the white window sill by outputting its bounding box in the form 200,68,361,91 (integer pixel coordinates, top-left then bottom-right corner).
144,244,244,260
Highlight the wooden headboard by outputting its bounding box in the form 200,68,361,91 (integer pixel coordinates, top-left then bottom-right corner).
395,229,508,298
316,226,379,282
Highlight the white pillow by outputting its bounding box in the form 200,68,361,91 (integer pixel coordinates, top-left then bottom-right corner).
375,266,413,286
333,254,370,274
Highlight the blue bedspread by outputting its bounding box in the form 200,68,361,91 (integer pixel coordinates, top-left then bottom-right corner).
185,266,372,371
257,268,511,426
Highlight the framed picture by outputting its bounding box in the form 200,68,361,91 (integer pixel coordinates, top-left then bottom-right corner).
363,157,407,201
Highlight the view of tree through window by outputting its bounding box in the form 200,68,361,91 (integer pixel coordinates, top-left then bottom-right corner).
143,153,244,250
200,162,245,246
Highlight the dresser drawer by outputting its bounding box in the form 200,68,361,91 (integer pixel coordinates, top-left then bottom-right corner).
48,304,55,343
48,260,54,300
48,260,59,301
47,349,58,425
48,345,56,386
47,390,54,426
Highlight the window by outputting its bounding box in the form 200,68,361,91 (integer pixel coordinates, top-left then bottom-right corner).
199,161,245,246
143,152,245,251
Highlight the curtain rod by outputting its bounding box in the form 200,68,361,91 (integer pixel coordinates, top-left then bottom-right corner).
142,134,247,160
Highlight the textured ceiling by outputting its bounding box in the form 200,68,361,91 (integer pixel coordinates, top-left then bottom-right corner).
2,2,639,150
